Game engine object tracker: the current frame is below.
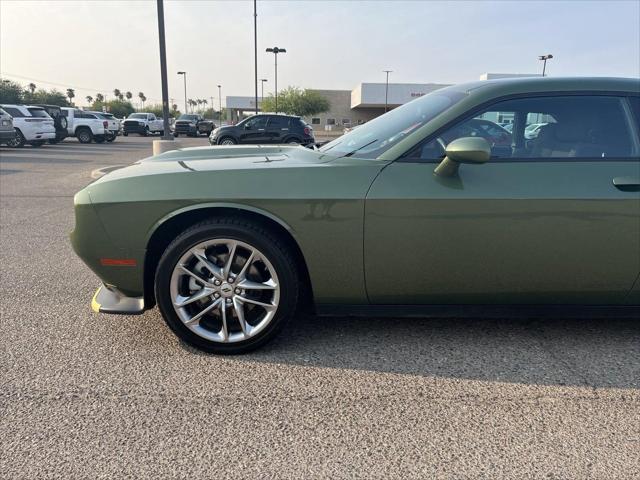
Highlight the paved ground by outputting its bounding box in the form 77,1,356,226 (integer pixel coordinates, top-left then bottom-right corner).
1,136,639,479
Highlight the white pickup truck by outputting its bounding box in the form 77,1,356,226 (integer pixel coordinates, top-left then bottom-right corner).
61,107,109,143
122,113,164,136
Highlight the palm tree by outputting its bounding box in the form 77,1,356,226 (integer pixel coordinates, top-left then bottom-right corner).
66,88,75,106
95,93,104,103
138,92,146,109
125,91,132,102
86,95,93,105
113,89,121,101
28,83,36,94
197,99,203,113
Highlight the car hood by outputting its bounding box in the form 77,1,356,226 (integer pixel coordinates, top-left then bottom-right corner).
92,145,342,184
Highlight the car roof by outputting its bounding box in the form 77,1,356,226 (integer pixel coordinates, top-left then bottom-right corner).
457,76,640,98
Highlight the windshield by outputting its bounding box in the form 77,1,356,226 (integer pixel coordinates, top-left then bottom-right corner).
319,86,467,158
178,115,199,121
128,113,147,119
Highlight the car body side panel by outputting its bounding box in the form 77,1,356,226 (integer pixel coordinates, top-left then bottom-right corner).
75,154,385,303
365,160,640,304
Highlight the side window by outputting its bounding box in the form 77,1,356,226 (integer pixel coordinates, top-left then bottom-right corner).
628,96,640,127
149,114,156,121
2,107,24,117
245,116,267,129
267,116,289,129
61,110,68,118
414,95,639,161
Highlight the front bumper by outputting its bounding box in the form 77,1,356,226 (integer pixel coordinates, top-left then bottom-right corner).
174,124,197,134
92,284,145,315
123,123,146,134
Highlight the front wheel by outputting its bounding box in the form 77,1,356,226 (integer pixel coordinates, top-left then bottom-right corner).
155,218,299,354
77,128,93,143
123,132,128,137
174,133,179,137
141,126,149,137
218,137,237,145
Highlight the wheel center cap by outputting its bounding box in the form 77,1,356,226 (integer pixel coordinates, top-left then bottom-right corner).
219,283,234,298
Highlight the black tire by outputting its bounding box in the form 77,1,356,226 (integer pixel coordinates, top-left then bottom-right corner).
106,134,116,143
159,130,164,136
155,218,299,354
174,133,179,137
123,132,129,137
7,129,25,148
48,139,58,144
94,135,106,144
218,136,237,145
141,126,149,137
76,128,93,144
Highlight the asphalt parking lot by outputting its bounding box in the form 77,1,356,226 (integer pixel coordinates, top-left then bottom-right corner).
1,135,639,479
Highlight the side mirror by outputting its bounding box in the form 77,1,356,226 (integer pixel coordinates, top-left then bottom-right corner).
434,137,491,177
244,124,251,130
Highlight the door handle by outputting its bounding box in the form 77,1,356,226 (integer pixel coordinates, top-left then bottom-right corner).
613,176,640,192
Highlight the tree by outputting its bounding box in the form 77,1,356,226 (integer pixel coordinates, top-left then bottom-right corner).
92,99,135,118
33,89,69,106
113,88,121,101
125,91,132,101
28,82,36,94
66,88,75,106
138,92,146,109
86,95,93,105
95,93,104,103
0,78,25,103
261,87,330,117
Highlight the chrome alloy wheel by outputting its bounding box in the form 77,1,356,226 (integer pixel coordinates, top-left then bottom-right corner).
169,239,280,343
220,138,236,145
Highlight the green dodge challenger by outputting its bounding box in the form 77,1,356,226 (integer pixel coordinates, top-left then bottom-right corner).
72,77,640,353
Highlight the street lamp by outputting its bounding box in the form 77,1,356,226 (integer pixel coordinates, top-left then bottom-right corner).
218,84,222,125
266,47,286,113
260,79,268,107
177,71,187,113
538,54,553,77
156,0,171,140
383,70,392,113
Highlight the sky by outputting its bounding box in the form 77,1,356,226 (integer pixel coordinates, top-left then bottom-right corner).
1,0,639,109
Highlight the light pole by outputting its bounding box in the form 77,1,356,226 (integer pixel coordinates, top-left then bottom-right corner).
253,0,259,114
383,70,392,113
266,47,286,113
538,54,553,76
218,84,222,125
177,71,187,113
260,79,268,107
156,0,171,139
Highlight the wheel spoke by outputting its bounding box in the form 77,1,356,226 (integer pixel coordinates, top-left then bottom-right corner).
185,298,221,325
178,265,211,286
223,241,237,278
237,250,255,280
174,287,214,308
237,278,277,291
193,248,224,281
237,296,276,311
220,301,228,341
233,297,249,337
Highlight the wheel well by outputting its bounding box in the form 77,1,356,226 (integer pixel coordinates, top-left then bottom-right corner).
75,126,90,134
143,207,314,313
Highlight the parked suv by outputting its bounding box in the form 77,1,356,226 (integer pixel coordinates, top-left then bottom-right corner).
209,114,314,146
0,104,56,147
174,114,215,137
0,108,16,146
34,104,68,143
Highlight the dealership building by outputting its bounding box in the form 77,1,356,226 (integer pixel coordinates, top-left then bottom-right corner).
225,74,538,132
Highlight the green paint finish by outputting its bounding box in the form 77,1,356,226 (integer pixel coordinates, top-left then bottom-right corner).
71,77,640,308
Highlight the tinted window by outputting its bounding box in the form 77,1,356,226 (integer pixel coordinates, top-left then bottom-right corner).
267,116,289,129
415,95,639,160
628,96,640,126
27,108,50,118
129,114,147,119
2,107,25,117
61,110,68,117
243,116,268,129
178,115,199,121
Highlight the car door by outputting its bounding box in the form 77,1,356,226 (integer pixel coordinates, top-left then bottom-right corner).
365,93,640,305
239,116,269,144
265,115,289,143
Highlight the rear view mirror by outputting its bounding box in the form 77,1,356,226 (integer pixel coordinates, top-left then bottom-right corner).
434,137,491,177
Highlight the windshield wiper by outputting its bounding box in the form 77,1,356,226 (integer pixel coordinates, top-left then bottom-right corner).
342,139,378,157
